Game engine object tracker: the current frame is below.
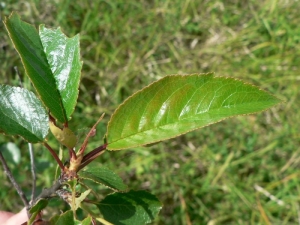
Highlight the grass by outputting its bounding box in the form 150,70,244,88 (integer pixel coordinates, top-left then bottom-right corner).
0,0,300,224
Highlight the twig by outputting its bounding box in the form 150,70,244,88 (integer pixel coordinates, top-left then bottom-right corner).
0,151,30,211
43,142,64,170
78,113,105,155
78,144,107,171
33,179,62,204
28,143,36,202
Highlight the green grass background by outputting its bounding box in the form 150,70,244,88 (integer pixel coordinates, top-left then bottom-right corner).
0,0,299,224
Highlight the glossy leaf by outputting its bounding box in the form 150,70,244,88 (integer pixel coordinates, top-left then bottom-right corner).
0,142,21,164
79,166,127,191
4,13,67,123
107,73,281,150
39,25,82,120
97,190,162,225
55,210,74,225
0,85,49,143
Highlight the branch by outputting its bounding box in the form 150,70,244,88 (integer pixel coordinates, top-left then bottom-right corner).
33,179,62,204
43,142,64,170
28,143,36,202
0,151,30,211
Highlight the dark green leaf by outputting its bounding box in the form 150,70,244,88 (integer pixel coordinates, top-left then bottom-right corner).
4,12,67,123
0,142,21,164
39,25,82,120
0,85,49,143
28,199,48,225
97,190,162,225
79,166,127,191
29,199,48,214
107,73,282,150
55,210,74,225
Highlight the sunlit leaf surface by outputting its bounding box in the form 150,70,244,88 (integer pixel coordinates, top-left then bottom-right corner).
39,25,82,120
107,73,281,150
4,13,66,122
0,85,48,143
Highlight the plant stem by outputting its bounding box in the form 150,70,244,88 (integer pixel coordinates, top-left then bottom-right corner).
33,179,62,203
28,143,36,202
43,142,64,170
77,144,107,171
0,151,30,211
78,113,105,155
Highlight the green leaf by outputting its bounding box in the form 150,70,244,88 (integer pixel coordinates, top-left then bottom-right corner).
73,189,91,211
39,25,82,120
55,210,74,225
79,166,127,191
29,199,48,214
0,85,49,143
107,73,282,150
0,142,21,164
28,199,48,225
97,190,162,225
4,12,67,123
75,216,92,225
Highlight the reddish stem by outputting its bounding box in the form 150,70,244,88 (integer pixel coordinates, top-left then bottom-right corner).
78,113,105,155
43,142,64,170
77,143,107,171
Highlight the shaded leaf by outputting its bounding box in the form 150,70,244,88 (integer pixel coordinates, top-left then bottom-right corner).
29,199,48,214
4,12,67,123
28,199,48,225
79,166,127,191
0,142,21,164
55,210,74,225
39,25,82,120
107,73,282,150
97,190,162,225
0,85,49,143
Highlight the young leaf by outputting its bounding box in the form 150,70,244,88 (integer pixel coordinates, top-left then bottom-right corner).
0,85,49,143
39,25,82,120
97,190,162,225
106,73,282,150
79,166,127,191
4,12,67,123
49,121,77,149
73,189,91,211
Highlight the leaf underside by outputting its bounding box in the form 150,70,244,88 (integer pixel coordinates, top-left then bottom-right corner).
0,85,49,143
107,73,281,150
